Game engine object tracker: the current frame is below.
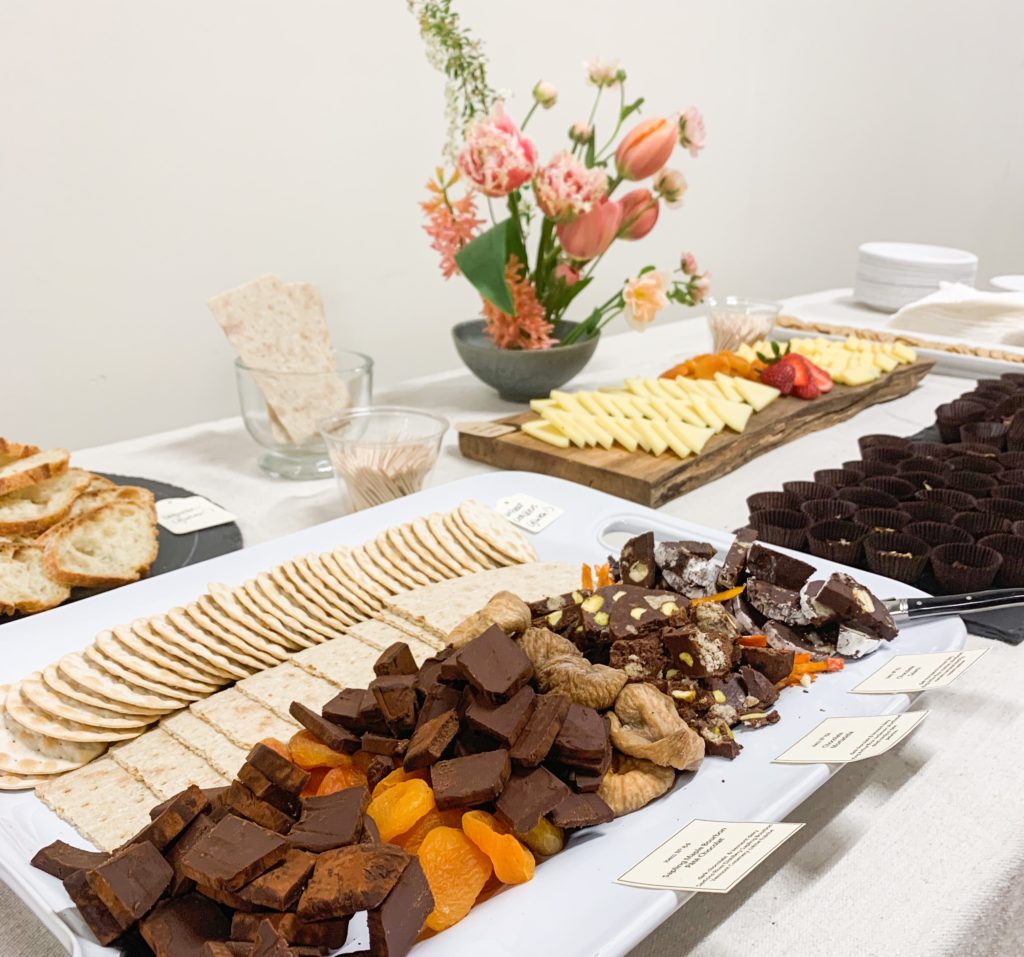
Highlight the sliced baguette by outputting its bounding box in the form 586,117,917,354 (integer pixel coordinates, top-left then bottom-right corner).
0,469,92,536
43,500,158,588
82,474,116,494
66,485,156,523
0,439,41,468
0,544,71,615
0,449,69,496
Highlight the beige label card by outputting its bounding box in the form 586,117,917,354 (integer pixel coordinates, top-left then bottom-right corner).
617,820,803,894
773,711,927,765
851,649,986,695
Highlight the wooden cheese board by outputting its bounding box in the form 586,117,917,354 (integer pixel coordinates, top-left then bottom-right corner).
458,358,935,507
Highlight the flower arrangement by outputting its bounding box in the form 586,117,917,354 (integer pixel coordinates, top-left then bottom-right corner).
411,0,711,351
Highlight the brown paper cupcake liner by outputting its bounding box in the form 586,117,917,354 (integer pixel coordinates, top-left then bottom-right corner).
863,532,930,583
903,500,956,524
917,488,978,512
898,472,948,493
855,459,899,477
806,520,868,566
863,476,917,501
990,486,1024,504
1002,470,1024,485
853,507,911,533
999,373,1024,387
801,498,858,523
980,498,1024,522
747,491,800,513
749,508,809,549
781,480,835,502
913,441,953,460
945,472,997,498
930,543,1002,592
1013,520,1024,537
813,468,863,489
858,434,911,453
904,521,972,549
897,456,947,476
947,455,1002,476
950,442,1000,459
994,395,1024,419
953,512,1011,539
1001,453,1024,470
840,487,901,510
960,421,1007,449
862,445,914,465
935,400,987,442
978,534,1024,587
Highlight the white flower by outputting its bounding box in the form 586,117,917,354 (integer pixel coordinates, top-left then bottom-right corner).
585,57,625,88
569,120,594,144
654,168,688,208
532,80,558,109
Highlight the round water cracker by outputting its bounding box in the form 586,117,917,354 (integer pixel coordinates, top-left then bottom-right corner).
286,558,362,625
322,550,388,611
392,523,451,583
422,513,487,574
183,602,287,666
0,692,102,775
449,506,515,567
307,553,380,620
442,510,501,568
207,582,315,650
355,542,413,593
42,662,165,718
80,646,197,706
375,531,434,587
58,653,181,714
22,673,156,731
142,617,253,682
110,624,229,687
197,590,307,653
275,561,359,628
0,771,53,790
237,579,327,647
5,679,142,743
93,631,222,696
253,572,345,640
458,499,537,563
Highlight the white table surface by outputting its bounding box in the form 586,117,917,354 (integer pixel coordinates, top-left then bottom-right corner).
5,291,1022,957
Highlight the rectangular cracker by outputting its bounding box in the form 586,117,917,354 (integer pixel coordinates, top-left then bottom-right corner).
290,638,380,690
236,662,338,721
346,620,441,663
35,758,159,851
190,689,299,751
108,728,229,799
160,710,248,778
370,610,446,650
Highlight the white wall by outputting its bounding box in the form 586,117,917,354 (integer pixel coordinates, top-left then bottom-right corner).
3,0,1022,448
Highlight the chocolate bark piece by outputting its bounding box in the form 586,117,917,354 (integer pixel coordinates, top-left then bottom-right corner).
31,841,108,881
366,755,397,792
654,540,718,598
321,688,365,730
247,743,310,795
609,636,667,681
237,848,316,911
707,675,747,718
738,664,779,708
128,784,211,852
252,919,294,957
224,781,295,833
586,584,684,642
717,528,758,589
456,625,533,700
231,912,351,949
374,642,418,677
740,645,795,684
369,675,419,733
430,749,511,809
403,709,459,770
510,692,570,768
298,844,411,920
571,769,605,793
287,787,369,852
698,718,742,759
63,868,130,945
237,763,302,816
139,892,231,957
619,532,657,587
744,543,816,590
361,734,409,758
726,594,766,634
85,841,172,928
290,701,360,755
179,815,288,891
150,786,227,821
763,620,832,661
552,704,608,767
661,624,733,678
548,792,614,829
464,686,535,747
416,683,462,728
495,767,571,833
196,880,263,912
367,856,433,957
542,600,584,639
746,580,814,626
804,572,897,640
528,590,583,620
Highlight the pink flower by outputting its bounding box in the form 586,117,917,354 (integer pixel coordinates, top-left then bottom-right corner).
618,188,659,240
680,250,699,276
557,198,623,260
623,271,670,331
615,116,678,181
482,255,556,350
420,170,484,279
569,120,594,144
533,152,608,223
457,103,537,197
679,106,706,157
532,80,558,109
654,167,687,208
554,263,581,286
691,271,712,303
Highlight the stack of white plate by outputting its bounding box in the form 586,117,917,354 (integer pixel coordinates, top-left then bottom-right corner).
853,241,978,312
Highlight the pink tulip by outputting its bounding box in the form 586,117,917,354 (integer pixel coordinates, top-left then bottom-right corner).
618,189,659,240
554,263,581,286
615,116,677,181
457,103,537,197
556,198,623,260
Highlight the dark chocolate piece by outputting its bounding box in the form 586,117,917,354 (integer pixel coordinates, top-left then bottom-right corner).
609,636,667,681
366,754,397,792
138,893,231,957
763,620,832,661
367,856,433,957
464,686,535,747
31,840,108,881
298,844,410,920
252,918,294,957
127,784,211,852
287,787,369,852
430,749,511,809
86,841,172,928
454,725,500,758
456,625,533,700
738,665,779,708
237,848,316,911
745,543,815,590
509,692,569,767
654,540,718,598
438,649,466,684
404,709,459,770
321,688,365,730
717,528,757,589
237,763,302,816
587,584,684,641
290,700,360,754
369,675,419,732
196,880,263,912
746,580,813,626
223,781,295,833
361,815,382,845
698,718,742,759
164,812,215,898
495,767,571,834
179,815,288,891
150,786,227,821
548,792,614,829
804,573,898,640
361,733,409,758
415,683,462,727
374,642,418,677
740,645,795,684
231,912,351,949
619,532,657,587
63,868,130,945
551,704,609,770
246,743,309,794
200,942,252,957
571,769,605,793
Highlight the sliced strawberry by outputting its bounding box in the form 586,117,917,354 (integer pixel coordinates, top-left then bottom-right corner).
792,379,821,400
759,361,795,395
782,353,810,387
804,358,834,393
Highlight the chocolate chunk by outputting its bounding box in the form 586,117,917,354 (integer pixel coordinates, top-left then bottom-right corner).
438,650,466,684
127,784,211,852
738,665,779,708
495,767,571,833
150,786,227,821
196,880,263,912
571,769,605,793
290,701,360,754
698,718,742,759
201,943,252,957
366,755,397,792
431,749,511,809
237,763,302,816
374,642,418,677
31,841,108,881
321,688,365,730
361,815,382,845
509,692,569,768
367,856,433,957
416,683,462,727
763,620,832,660
224,781,295,833
164,813,215,898
362,734,409,759
63,868,130,945
548,792,614,829
745,543,815,590
588,584,684,642
542,600,584,639
370,675,419,732
746,580,813,626
456,625,533,700
804,573,897,640
85,841,172,928
609,636,667,681
356,689,392,734
654,540,718,598
552,704,608,767
404,709,459,770
707,675,747,716
252,919,294,957
740,645,795,684
237,848,316,911
528,591,583,620
620,532,657,587
726,594,766,634
288,787,369,852
231,912,350,949
464,686,535,747
139,893,231,957
246,743,310,794
454,725,500,757
179,815,288,891
717,528,757,589
298,844,410,920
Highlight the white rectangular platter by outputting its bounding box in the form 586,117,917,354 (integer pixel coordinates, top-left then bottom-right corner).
0,471,966,957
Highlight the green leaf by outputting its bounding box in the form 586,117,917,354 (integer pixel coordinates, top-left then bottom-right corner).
455,220,521,315
620,97,645,122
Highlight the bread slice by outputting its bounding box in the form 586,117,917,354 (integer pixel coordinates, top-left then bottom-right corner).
43,500,158,588
0,439,41,468
0,469,92,536
82,474,116,494
0,449,69,496
0,544,71,615
66,485,156,523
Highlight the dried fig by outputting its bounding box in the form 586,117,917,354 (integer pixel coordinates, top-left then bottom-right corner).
518,626,581,669
448,591,532,647
597,753,675,817
535,654,627,710
608,683,705,771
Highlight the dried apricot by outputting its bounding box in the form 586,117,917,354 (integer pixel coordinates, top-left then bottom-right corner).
366,778,436,842
518,817,566,857
288,729,350,769
391,807,463,854
318,764,369,796
258,737,291,760
419,826,493,932
461,810,535,884
371,766,429,799
300,767,328,798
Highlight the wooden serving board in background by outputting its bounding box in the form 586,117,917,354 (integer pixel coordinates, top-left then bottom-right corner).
458,359,935,507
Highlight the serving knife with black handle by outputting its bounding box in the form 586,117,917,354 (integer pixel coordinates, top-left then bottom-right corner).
884,588,1024,622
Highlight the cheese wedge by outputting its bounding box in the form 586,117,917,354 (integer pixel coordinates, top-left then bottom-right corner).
656,377,690,401
540,409,589,447
707,397,753,433
689,396,725,432
664,420,715,454
632,419,668,455
713,373,744,403
530,398,557,414
575,392,606,417
521,419,570,448
649,421,692,460
594,416,639,452
732,377,781,412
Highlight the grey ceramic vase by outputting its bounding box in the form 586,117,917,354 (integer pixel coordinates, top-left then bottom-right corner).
452,319,600,403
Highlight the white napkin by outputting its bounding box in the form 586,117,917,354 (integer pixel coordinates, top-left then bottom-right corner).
889,282,1024,346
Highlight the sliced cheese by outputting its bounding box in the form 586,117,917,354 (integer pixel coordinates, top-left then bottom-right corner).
593,415,639,452
649,420,692,460
530,398,557,413
689,396,725,432
664,420,715,454
632,419,668,455
707,396,753,433
713,373,744,403
732,377,781,412
541,408,589,447
521,419,570,448
574,392,607,417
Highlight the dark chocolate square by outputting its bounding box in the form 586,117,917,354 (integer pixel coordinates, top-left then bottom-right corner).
178,815,288,891
289,701,360,755
463,686,535,747
430,749,511,810
287,787,369,852
456,625,533,700
403,709,459,770
509,693,569,768
86,841,172,928
374,642,418,677
297,844,410,920
494,767,571,834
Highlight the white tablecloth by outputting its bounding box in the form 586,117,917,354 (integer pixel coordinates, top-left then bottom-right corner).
5,295,1022,957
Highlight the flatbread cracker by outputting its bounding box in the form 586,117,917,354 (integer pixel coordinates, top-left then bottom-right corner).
190,689,298,751
373,609,447,648
236,662,338,721
60,652,183,713
0,693,103,775
290,638,380,690
197,589,308,652
42,662,164,717
0,771,52,790
160,710,247,778
182,603,286,667
346,620,439,663
134,617,252,682
93,631,221,696
458,499,537,563
21,674,155,731
5,681,141,743
109,728,229,799
110,624,228,686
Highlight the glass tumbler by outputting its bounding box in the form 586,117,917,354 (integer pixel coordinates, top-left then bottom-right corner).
705,297,781,352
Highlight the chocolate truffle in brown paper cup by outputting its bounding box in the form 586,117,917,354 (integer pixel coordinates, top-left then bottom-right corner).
1001,452,1024,470
897,455,947,476
863,476,917,501
863,531,930,583
747,491,800,514
980,498,1024,523
853,507,911,534
903,500,956,524
947,455,1002,476
917,488,978,512
904,521,972,549
781,480,834,502
858,434,911,454
990,486,1024,504
960,421,1007,450
898,471,948,494
813,468,863,489
839,486,901,510
801,498,857,523
953,512,1010,539
749,508,809,549
935,400,987,443
930,543,1002,592
914,441,953,460
807,520,867,566
945,471,997,498
862,445,913,465
978,534,1024,587
856,459,899,478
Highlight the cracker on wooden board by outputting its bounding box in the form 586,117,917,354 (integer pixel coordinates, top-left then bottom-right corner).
236,662,339,722
110,624,228,687
5,680,142,743
346,620,439,664
290,639,380,691
35,757,159,851
182,602,287,666
109,728,229,799
190,689,298,751
0,692,103,776
59,652,183,713
160,710,248,779
143,616,254,682
93,631,222,696
21,673,155,731
42,662,165,717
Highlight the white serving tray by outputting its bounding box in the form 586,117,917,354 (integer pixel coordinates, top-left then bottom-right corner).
0,472,965,957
